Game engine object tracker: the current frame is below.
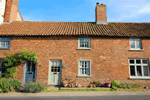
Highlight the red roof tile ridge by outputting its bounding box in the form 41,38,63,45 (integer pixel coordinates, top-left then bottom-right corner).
108,22,150,24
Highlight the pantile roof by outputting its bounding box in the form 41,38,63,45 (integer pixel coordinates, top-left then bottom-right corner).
0,21,150,37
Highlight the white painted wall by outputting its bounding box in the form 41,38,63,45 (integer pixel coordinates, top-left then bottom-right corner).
0,0,6,23
16,12,22,21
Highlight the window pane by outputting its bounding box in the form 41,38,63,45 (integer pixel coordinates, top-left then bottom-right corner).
130,60,134,64
136,66,142,76
80,38,84,42
82,68,84,74
86,68,90,75
2,68,7,73
80,68,82,74
130,66,135,76
79,38,90,48
80,42,84,47
84,38,89,41
0,60,3,68
82,62,84,67
54,68,57,72
136,39,141,49
130,40,135,48
85,42,89,47
143,66,149,76
58,67,60,72
27,62,31,71
51,68,54,72
143,60,147,64
136,60,141,64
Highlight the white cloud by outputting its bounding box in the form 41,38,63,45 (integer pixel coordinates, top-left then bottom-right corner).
87,0,150,22
138,4,150,13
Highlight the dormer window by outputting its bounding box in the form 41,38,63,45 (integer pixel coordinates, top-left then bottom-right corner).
129,38,142,50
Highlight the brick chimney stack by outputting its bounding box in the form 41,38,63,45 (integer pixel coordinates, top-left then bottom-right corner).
4,0,23,22
95,2,107,24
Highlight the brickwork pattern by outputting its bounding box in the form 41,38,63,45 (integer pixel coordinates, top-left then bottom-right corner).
95,4,107,22
0,37,150,87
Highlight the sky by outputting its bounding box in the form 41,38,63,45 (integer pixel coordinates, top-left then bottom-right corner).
19,0,150,22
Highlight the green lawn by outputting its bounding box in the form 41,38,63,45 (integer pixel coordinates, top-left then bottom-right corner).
41,89,116,92
41,89,147,92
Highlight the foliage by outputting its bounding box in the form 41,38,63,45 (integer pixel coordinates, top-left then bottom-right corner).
2,48,37,78
111,80,141,89
0,78,21,93
88,84,96,88
93,81,101,87
62,80,68,87
24,82,47,93
5,67,18,78
111,80,120,88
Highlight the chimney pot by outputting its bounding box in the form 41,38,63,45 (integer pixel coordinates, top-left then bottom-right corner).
101,3,103,5
96,2,99,5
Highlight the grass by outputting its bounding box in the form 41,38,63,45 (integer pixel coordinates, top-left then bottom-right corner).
117,89,146,92
41,89,116,92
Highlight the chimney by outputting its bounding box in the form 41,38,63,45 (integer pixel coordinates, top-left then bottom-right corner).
95,2,107,24
4,0,23,22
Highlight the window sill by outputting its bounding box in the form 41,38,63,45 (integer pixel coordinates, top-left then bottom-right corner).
76,48,91,50
129,49,144,51
76,75,92,78
0,48,10,50
129,77,150,79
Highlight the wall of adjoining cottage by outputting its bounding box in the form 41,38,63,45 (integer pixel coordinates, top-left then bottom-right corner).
0,0,6,23
0,36,150,87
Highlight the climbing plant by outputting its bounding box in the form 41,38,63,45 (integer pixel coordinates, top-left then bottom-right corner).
3,48,37,78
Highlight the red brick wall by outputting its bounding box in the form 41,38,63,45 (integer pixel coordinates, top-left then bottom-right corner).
0,36,150,87
95,3,107,22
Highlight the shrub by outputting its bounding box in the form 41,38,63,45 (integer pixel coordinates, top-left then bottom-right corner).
24,82,47,93
92,81,101,87
111,80,120,87
118,84,124,88
0,78,21,93
62,80,68,87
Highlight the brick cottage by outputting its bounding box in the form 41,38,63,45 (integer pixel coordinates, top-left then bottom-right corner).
1,0,150,87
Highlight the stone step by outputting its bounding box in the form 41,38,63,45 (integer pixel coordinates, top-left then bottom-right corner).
47,85,60,90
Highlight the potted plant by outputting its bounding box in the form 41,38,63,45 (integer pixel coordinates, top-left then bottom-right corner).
62,80,68,87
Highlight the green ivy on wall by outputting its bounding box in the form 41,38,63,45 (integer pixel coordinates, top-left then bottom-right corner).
3,48,37,78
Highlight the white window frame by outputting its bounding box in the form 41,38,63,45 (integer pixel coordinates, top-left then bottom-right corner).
129,38,142,50
0,38,11,49
129,58,150,79
77,59,91,77
78,38,91,49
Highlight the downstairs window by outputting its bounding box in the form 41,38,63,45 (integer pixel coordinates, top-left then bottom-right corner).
0,59,7,77
129,59,150,79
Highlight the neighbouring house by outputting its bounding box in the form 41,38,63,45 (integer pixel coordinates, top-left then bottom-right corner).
0,0,150,87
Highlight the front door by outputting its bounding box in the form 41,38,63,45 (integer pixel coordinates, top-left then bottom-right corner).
49,60,62,85
25,61,36,83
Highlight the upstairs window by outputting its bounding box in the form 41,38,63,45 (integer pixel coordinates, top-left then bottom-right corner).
0,38,11,49
129,38,142,50
78,38,90,49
